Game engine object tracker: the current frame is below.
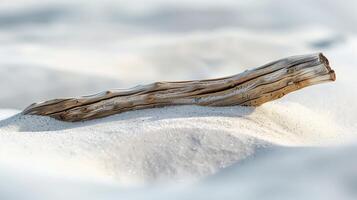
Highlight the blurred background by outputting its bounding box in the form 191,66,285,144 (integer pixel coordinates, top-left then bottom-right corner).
0,1,357,199
0,0,356,109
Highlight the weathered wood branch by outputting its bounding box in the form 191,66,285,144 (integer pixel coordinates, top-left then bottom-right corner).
23,53,336,122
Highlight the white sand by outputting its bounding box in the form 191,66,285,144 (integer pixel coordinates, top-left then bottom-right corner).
0,101,351,184
0,103,355,199
0,0,356,199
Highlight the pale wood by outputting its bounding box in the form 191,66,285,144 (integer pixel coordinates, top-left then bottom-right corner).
23,53,336,122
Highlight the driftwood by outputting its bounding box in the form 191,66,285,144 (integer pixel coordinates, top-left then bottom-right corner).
23,53,336,122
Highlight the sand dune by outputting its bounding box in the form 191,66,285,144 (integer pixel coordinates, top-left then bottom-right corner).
0,0,356,199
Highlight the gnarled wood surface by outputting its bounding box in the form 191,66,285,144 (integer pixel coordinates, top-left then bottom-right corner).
23,53,336,122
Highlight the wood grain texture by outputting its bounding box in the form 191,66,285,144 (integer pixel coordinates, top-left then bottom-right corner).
23,53,336,122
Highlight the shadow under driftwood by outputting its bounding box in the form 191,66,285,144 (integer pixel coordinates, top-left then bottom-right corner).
0,105,256,132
